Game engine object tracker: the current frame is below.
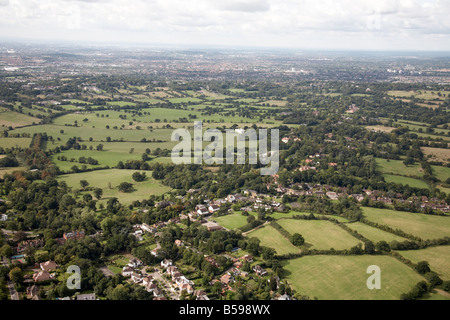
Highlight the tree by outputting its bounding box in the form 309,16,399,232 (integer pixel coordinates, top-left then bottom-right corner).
9,267,23,284
0,244,12,258
118,182,134,193
290,233,305,246
132,172,146,182
94,188,103,200
80,180,89,189
415,261,431,275
375,241,391,252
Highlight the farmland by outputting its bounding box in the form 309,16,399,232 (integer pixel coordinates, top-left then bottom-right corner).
276,219,363,250
362,207,450,240
284,255,426,300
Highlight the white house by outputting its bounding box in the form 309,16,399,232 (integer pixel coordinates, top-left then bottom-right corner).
161,259,173,269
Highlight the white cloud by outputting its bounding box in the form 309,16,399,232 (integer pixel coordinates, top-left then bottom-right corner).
0,0,449,50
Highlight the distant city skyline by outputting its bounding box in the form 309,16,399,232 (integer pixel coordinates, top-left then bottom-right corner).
1,0,450,51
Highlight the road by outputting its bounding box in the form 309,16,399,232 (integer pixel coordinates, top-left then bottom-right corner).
152,268,180,300
1,256,19,300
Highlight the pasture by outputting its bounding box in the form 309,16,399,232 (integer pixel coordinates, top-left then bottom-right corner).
362,207,450,240
284,255,426,300
277,219,363,250
399,246,450,281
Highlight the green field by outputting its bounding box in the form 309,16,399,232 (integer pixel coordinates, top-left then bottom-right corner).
399,246,450,280
58,169,171,204
213,212,257,230
346,222,410,243
362,207,450,240
0,137,32,149
0,110,40,128
284,255,426,300
375,158,423,177
247,224,300,255
383,174,429,189
277,219,363,250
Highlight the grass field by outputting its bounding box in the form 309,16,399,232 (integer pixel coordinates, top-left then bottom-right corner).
247,224,300,255
277,219,363,250
0,137,32,149
0,166,28,178
422,147,450,164
346,222,410,243
58,169,171,204
375,158,424,177
213,212,257,230
399,246,450,280
0,110,40,128
362,207,450,240
284,255,426,300
383,174,429,189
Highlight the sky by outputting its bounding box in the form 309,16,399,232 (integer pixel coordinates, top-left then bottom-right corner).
0,0,450,51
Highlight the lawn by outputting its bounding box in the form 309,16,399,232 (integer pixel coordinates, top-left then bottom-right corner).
399,246,450,280
0,110,40,128
284,255,426,300
213,212,257,230
375,158,424,177
247,224,300,255
0,137,32,149
362,207,450,240
277,219,363,250
383,174,429,189
58,169,172,204
346,222,410,244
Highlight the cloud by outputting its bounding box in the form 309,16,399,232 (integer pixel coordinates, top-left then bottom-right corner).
0,0,449,50
215,0,270,13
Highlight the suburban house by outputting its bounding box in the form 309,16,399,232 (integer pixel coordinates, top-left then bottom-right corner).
161,259,173,268
26,285,40,300
40,260,58,272
122,266,134,277
253,265,268,276
76,293,96,300
208,204,220,213
131,272,143,283
33,270,52,282
128,258,143,268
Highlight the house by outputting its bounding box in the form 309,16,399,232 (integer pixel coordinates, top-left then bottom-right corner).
76,293,96,300
155,201,172,208
131,272,143,283
63,231,85,241
128,258,143,268
141,223,157,234
27,285,40,300
166,266,179,275
208,204,220,213
0,214,7,221
40,260,58,272
197,207,210,216
278,294,292,300
194,289,208,299
220,274,234,285
142,276,153,286
326,192,338,200
153,288,164,297
161,259,173,268
33,270,51,282
179,283,194,294
203,221,224,232
241,255,253,263
122,266,134,277
175,239,183,247
151,248,160,257
253,265,268,276
146,282,157,293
